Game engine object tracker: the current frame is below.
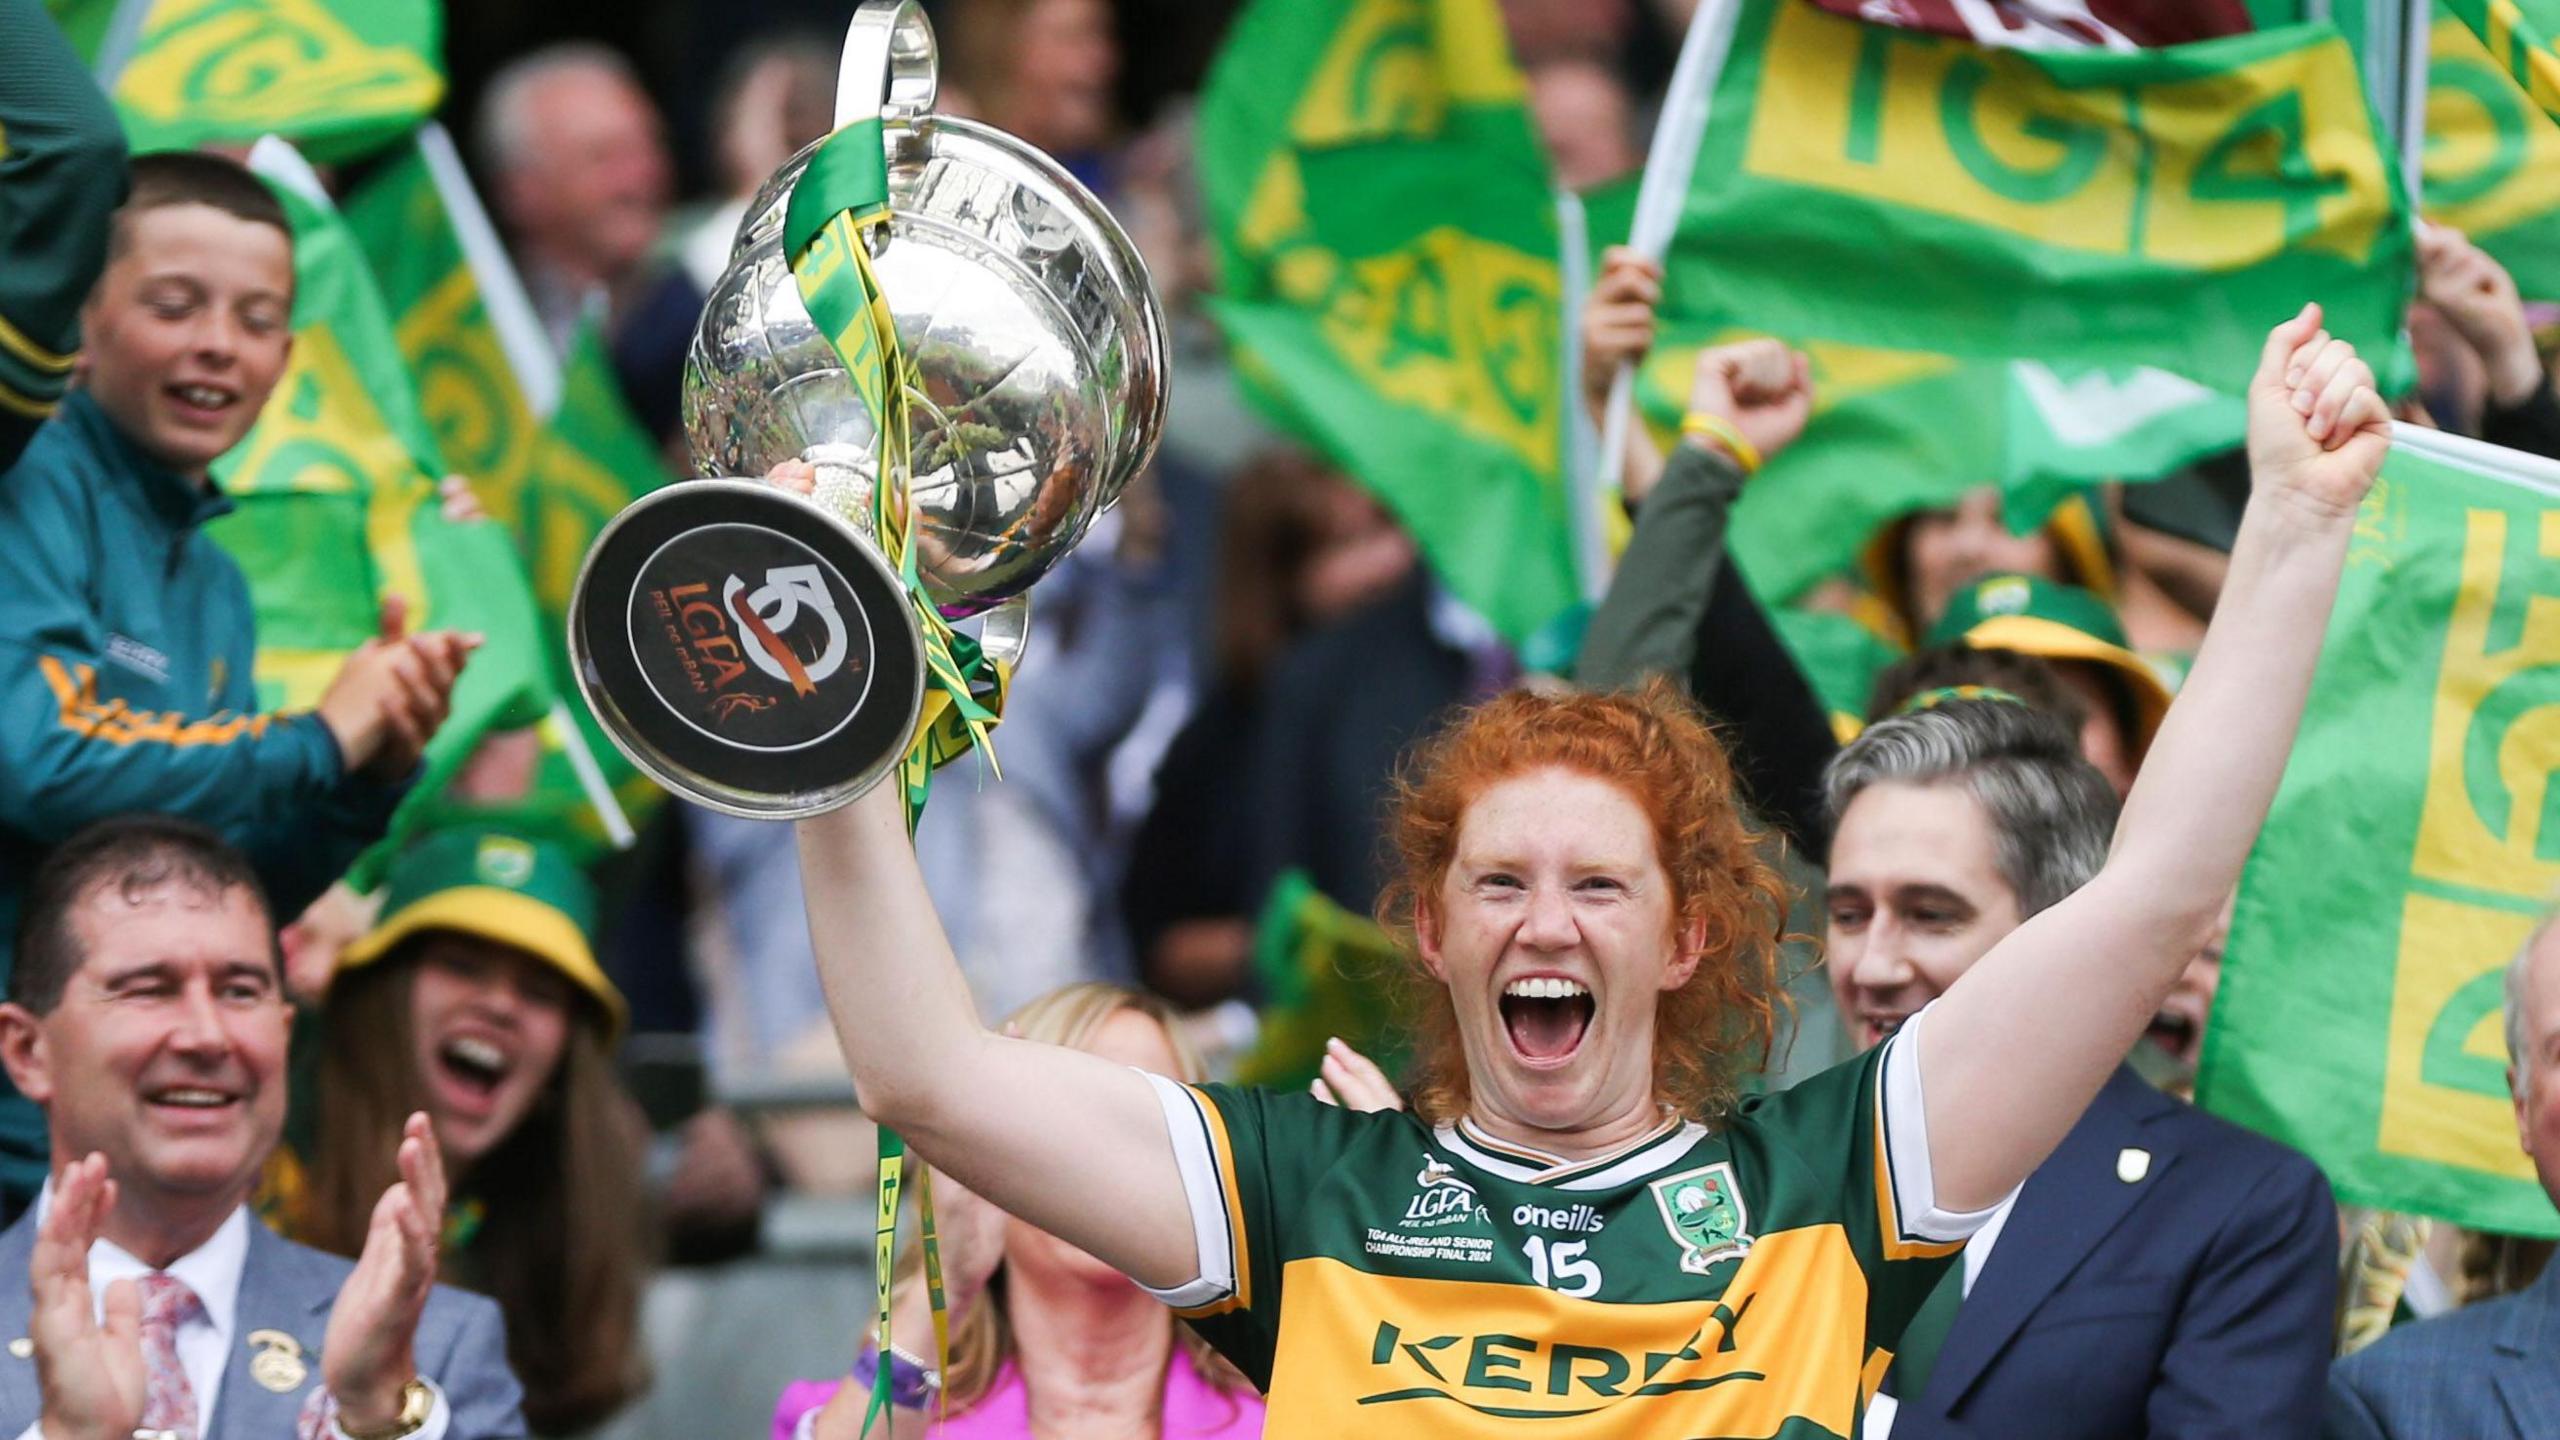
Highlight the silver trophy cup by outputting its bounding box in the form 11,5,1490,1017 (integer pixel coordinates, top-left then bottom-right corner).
567,0,1169,818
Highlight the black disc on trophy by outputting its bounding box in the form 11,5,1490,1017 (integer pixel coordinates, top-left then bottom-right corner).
569,480,925,817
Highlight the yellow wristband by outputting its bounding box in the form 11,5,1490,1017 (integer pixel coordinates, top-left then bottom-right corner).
1679,412,1763,474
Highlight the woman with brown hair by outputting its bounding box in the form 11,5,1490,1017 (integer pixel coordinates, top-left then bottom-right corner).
278,827,653,1436
777,983,1264,1439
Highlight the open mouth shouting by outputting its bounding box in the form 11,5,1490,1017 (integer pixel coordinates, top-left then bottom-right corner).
1500,976,1596,1065
431,1031,518,1120
2146,1007,2201,1066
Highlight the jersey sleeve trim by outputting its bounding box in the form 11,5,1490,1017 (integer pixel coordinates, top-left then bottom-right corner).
0,377,56,421
1135,1073,1249,1316
1873,1005,2005,1258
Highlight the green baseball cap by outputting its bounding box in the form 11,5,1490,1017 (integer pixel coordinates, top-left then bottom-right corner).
1924,572,2174,754
338,828,626,1038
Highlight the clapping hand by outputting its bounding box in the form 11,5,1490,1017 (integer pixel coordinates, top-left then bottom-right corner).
323,1113,444,1433
30,1154,144,1440
2245,303,2391,525
1311,1036,1405,1113
315,597,481,783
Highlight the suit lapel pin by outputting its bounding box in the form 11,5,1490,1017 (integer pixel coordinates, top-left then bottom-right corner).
2117,1147,2152,1184
247,1328,309,1393
5,1337,26,1359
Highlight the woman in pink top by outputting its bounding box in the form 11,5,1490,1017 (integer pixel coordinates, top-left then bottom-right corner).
775,983,1268,1439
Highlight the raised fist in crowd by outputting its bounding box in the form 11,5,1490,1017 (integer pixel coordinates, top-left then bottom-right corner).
1683,336,1814,472
2246,302,2391,523
2416,221,2547,411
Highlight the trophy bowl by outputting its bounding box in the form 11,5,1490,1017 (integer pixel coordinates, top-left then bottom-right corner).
682,113,1169,620
567,0,1167,818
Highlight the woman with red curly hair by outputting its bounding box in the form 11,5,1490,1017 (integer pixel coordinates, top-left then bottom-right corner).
793,310,2390,1439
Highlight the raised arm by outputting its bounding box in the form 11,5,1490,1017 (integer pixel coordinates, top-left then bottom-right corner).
795,781,1201,1288
1919,304,2388,1210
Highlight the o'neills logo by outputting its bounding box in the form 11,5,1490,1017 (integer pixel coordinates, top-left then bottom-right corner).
627,524,875,753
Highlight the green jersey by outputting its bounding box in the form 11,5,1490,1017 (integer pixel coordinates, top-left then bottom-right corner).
1142,1018,1983,1439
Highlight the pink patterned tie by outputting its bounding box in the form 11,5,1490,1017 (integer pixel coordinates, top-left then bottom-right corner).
136,1272,201,1440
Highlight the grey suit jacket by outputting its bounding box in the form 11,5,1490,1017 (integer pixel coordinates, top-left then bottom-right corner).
0,1206,527,1439
2325,1251,2560,1440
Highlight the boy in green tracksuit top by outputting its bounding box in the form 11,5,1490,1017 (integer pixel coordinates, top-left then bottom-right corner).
0,0,128,468
0,151,476,1212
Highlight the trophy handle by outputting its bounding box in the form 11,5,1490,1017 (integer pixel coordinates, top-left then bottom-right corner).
977,594,1031,670
836,1,938,130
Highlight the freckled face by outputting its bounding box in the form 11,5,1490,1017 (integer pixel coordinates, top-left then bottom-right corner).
1421,767,1699,1141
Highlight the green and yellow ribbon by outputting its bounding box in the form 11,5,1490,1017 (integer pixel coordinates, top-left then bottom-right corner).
783,117,1009,826
784,116,1000,1435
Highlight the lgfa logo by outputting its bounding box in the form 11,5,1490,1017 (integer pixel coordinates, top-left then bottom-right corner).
1404,1157,1486,1228
725,566,851,690
659,564,851,711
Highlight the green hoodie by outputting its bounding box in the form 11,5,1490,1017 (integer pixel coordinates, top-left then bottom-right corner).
0,390,406,1201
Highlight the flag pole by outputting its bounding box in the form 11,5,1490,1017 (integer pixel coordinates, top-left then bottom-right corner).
545,702,639,849
1596,0,1745,507
90,0,154,88
1555,187,1606,601
2398,0,2430,208
416,124,566,417
2388,422,2560,500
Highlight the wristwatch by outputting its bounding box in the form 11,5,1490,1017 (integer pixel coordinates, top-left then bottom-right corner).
335,1377,434,1440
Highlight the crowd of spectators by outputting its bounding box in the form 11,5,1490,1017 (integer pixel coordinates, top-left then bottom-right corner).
3,0,2558,1436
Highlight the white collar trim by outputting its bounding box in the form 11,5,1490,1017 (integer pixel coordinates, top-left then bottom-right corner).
1438,1112,1706,1190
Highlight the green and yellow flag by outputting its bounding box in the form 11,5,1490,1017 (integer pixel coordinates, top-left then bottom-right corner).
1201,0,1578,648
2443,0,2560,123
207,146,550,871
1234,869,1410,1093
2427,7,2560,297
2198,426,2560,1238
336,134,546,538
62,0,442,163
1644,0,2413,603
336,130,668,850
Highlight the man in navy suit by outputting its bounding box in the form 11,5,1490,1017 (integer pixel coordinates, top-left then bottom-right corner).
0,815,524,1440
2324,915,2560,1439
1822,698,2338,1439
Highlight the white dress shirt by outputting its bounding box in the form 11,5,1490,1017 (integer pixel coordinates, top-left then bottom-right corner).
14,1193,451,1440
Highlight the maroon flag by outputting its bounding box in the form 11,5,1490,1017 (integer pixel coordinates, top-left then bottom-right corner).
1806,0,2253,47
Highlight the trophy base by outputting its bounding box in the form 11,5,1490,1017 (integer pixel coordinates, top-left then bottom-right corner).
569,480,925,819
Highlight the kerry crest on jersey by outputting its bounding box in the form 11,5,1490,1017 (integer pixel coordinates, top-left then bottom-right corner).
1650,1161,1752,1273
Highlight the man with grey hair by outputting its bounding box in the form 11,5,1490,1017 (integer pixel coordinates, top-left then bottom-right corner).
1830,697,2337,1440
474,42,699,442
2324,914,2560,1438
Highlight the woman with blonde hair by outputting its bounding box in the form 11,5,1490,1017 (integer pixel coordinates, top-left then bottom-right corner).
777,983,1264,1438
